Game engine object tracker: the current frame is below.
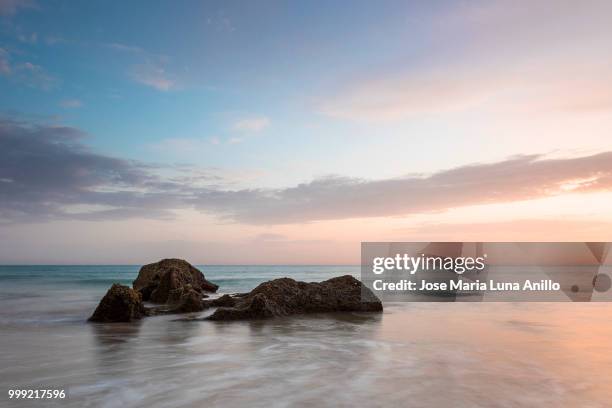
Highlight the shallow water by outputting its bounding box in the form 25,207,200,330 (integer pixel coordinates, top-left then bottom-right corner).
1,266,612,407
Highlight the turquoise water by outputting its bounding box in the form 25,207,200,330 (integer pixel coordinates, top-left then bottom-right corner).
0,264,357,292
2,265,612,407
0,265,358,326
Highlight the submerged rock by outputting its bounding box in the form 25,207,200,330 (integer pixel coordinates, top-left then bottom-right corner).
133,258,218,303
88,284,146,323
206,275,382,321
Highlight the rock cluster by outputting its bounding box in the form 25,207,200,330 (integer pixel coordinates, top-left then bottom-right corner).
89,261,383,323
89,259,217,322
205,275,382,321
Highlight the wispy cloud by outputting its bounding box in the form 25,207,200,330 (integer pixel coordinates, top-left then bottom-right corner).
320,61,612,121
4,117,612,225
232,116,270,132
131,63,176,91
0,0,37,16
59,99,82,109
394,219,612,242
192,152,612,224
0,55,58,90
0,118,200,222
15,62,57,90
320,66,497,121
320,1,612,121
0,49,57,89
17,31,37,44
206,11,235,33
103,42,177,91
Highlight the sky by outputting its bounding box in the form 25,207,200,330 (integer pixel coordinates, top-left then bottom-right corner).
1,0,612,264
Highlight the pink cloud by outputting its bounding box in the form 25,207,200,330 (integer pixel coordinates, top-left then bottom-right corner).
131,63,177,91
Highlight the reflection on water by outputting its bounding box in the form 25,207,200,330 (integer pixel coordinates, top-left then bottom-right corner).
2,303,612,407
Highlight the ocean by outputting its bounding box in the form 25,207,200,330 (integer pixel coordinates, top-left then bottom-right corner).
1,265,612,407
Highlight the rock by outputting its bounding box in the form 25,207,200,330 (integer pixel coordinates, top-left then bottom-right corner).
88,284,146,322
170,287,205,313
207,275,382,321
167,283,193,304
132,259,218,303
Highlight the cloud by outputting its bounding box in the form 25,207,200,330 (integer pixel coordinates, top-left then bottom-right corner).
0,118,192,222
206,11,235,33
59,99,82,109
319,1,612,121
232,116,270,132
106,43,176,91
14,62,57,90
131,63,176,91
0,0,37,16
320,61,612,121
320,67,498,121
393,219,612,242
0,51,58,89
3,117,612,225
192,152,612,224
17,32,37,44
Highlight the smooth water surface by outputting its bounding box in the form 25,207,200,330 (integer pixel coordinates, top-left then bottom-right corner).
1,266,612,407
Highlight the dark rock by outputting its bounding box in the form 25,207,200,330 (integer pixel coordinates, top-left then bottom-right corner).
167,283,194,304
170,287,205,313
89,284,146,323
207,275,382,321
133,259,218,303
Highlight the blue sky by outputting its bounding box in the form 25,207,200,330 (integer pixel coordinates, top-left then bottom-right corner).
0,1,491,183
1,0,612,263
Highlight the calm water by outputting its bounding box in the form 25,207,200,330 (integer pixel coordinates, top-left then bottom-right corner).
1,265,612,407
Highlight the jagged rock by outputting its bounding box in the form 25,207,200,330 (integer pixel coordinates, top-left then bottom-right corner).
170,287,205,313
167,283,195,304
88,284,146,322
132,259,218,303
207,275,382,321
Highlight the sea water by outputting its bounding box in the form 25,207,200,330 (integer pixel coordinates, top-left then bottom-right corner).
1,265,612,407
